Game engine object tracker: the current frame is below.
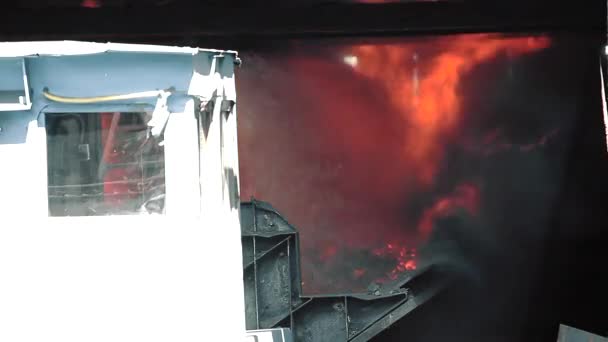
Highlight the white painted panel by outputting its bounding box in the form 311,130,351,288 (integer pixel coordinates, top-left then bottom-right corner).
0,121,48,217
164,100,200,217
0,216,244,342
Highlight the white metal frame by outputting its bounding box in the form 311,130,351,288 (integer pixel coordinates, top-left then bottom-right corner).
0,42,246,342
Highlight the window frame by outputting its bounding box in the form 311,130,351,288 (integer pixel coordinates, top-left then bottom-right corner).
41,101,201,217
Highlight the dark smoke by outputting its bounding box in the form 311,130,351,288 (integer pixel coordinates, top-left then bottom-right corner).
237,35,557,294
237,48,417,293
236,33,607,340
374,35,607,341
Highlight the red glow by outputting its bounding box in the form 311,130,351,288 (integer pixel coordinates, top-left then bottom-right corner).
320,244,338,262
405,260,416,270
237,34,552,293
418,183,480,238
81,0,101,8
372,243,418,281
353,268,367,278
350,34,550,186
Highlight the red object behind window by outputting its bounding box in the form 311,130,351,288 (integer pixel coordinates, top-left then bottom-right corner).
100,113,139,206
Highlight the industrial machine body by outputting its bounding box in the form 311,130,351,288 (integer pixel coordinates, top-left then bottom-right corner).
0,41,246,342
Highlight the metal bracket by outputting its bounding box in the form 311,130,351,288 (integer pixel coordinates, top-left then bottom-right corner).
147,90,172,138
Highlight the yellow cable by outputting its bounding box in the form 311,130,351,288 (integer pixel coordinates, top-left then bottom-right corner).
42,88,166,104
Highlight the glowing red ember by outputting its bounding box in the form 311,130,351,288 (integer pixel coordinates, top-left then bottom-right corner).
373,243,418,281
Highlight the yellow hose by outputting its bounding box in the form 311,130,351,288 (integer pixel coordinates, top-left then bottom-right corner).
42,88,166,104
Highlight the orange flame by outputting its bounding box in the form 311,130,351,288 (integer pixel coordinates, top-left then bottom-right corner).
350,34,551,185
